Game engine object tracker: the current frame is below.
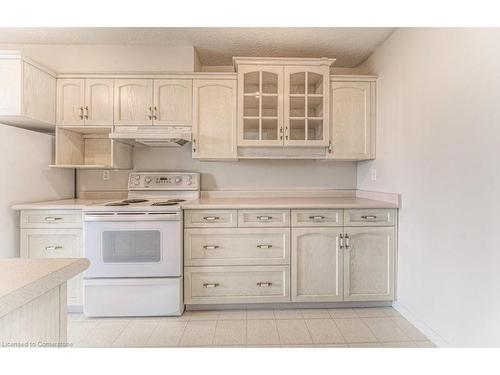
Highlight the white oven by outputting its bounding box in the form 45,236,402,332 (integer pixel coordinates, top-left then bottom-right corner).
84,212,182,278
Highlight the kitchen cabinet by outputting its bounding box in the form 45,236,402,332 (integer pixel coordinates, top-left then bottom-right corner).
328,77,376,160
0,50,56,132
114,78,192,126
57,78,114,126
343,227,395,301
291,227,344,302
235,58,333,150
19,210,84,308
192,79,237,160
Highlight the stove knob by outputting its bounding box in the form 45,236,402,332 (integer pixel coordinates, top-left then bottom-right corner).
145,177,151,183
186,180,192,185
175,177,182,183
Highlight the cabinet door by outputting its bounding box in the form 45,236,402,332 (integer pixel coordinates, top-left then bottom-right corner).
56,79,84,125
114,79,153,126
84,79,114,126
23,62,56,124
192,79,237,159
343,227,395,301
284,66,329,147
153,79,192,126
291,228,343,302
238,65,284,146
328,81,374,160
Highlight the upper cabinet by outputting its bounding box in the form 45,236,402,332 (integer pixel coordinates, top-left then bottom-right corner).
235,57,333,150
0,51,56,132
328,77,376,160
114,78,192,126
192,78,237,160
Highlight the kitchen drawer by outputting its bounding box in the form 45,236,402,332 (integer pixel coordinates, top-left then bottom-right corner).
344,209,396,227
20,228,83,306
184,266,290,304
184,210,237,228
184,228,290,266
238,209,290,227
291,209,343,227
20,210,82,229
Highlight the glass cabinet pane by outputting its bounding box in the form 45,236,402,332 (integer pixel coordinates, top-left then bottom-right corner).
307,72,324,95
290,96,305,117
262,72,278,94
244,71,260,94
290,72,305,94
290,119,306,140
307,96,323,117
262,119,278,140
243,118,259,140
262,96,278,117
308,119,323,140
244,95,259,117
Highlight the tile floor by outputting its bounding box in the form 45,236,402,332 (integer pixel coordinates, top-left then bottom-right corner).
67,307,436,348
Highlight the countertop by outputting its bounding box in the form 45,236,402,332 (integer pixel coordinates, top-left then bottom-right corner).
181,196,398,209
12,198,110,210
0,258,89,318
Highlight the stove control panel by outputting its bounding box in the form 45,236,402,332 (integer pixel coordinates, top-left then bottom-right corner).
128,172,200,190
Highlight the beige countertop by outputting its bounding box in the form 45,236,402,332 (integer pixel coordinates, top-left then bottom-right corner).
0,258,89,318
12,198,110,210
181,196,398,209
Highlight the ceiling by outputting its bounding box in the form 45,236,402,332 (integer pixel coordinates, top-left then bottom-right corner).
0,28,395,67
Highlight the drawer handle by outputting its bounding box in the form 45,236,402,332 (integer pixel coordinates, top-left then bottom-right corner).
361,215,377,220
203,283,219,288
203,245,220,250
344,234,351,249
257,216,273,221
257,244,273,249
257,282,272,287
45,245,63,251
44,217,63,222
309,215,326,220
339,234,344,249
203,216,220,221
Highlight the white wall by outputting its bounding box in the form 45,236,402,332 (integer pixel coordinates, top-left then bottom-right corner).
78,146,357,192
0,124,74,258
0,44,196,72
357,28,500,347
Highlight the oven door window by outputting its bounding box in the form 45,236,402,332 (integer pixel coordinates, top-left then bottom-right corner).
102,230,162,263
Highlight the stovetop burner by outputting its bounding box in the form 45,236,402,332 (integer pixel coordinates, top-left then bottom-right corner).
122,199,149,204
105,202,130,206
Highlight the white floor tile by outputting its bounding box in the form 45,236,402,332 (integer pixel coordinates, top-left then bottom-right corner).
276,320,313,345
274,309,303,319
301,309,331,319
246,309,275,320
146,321,187,347
112,321,158,347
352,308,387,318
218,310,247,320
328,308,359,319
188,310,219,321
305,319,346,344
179,320,217,347
349,342,382,348
335,318,377,343
391,316,428,341
382,341,418,348
214,320,246,346
362,317,411,342
246,319,280,345
77,321,129,347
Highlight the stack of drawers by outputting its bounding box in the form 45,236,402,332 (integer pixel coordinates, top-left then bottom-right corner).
19,210,83,306
184,209,291,304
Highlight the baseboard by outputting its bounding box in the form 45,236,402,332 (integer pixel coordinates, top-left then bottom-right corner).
392,301,451,347
186,301,392,311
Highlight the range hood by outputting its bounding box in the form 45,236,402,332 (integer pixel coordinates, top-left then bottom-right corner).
109,126,192,147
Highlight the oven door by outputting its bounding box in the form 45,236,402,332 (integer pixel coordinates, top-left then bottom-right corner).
84,212,181,278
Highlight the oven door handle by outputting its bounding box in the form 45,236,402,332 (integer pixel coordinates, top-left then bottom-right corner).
84,213,181,222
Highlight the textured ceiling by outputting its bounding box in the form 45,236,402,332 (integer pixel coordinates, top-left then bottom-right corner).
0,28,395,67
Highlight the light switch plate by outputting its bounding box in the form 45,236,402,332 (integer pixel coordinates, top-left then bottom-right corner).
102,171,110,181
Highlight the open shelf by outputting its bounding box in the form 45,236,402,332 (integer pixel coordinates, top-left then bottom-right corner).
51,126,133,170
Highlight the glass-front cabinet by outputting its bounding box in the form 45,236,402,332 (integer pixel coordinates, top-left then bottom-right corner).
236,58,333,148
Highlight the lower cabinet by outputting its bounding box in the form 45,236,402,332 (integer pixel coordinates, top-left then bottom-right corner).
291,228,343,302
343,227,395,301
184,266,290,304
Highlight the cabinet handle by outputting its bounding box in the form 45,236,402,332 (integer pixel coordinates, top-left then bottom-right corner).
328,141,333,154
192,138,196,153
153,106,158,120
45,245,63,251
257,282,272,287
285,126,289,140
148,106,152,120
345,234,351,249
203,283,219,288
203,245,219,250
309,215,325,220
257,244,272,249
361,215,377,220
203,216,220,221
257,216,273,221
44,217,63,222
339,234,344,249
84,106,89,119
279,126,283,140
79,106,84,120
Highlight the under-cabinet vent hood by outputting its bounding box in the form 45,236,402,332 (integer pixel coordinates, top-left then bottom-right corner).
109,126,192,147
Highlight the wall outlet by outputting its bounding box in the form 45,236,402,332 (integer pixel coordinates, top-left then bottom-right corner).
371,168,377,181
102,170,110,181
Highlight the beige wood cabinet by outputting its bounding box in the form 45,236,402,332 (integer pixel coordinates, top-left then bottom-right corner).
0,51,56,132
154,79,192,126
291,227,344,302
328,77,376,160
343,226,395,301
19,210,84,307
192,79,237,159
114,79,153,126
57,78,114,126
